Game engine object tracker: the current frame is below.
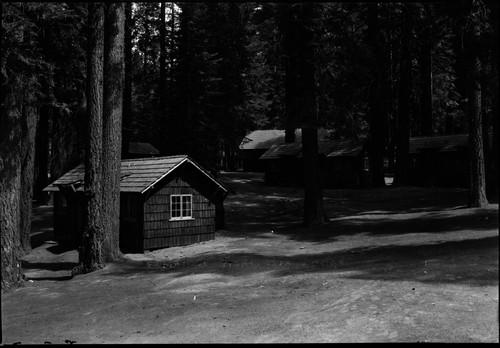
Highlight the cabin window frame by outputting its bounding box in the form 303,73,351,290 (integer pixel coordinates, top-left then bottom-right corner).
170,194,194,221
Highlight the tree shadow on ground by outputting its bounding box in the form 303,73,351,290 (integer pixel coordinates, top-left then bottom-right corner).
108,235,498,288
30,229,54,249
276,207,498,243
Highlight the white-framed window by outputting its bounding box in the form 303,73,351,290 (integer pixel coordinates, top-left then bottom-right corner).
170,194,193,220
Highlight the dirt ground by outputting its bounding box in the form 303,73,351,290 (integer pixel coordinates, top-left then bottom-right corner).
1,172,498,344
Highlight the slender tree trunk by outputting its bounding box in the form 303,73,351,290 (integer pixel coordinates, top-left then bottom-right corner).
102,2,125,261
367,3,387,187
170,2,176,104
279,4,297,144
19,105,39,254
464,1,488,207
81,2,105,272
482,107,492,197
122,1,132,159
419,4,433,136
394,4,412,186
284,52,297,143
35,104,50,204
159,2,167,115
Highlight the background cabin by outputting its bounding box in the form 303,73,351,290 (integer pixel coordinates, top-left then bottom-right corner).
408,133,493,188
44,155,229,253
125,141,160,159
260,137,370,188
238,129,332,172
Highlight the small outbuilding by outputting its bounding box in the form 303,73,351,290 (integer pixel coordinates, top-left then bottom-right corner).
43,155,230,253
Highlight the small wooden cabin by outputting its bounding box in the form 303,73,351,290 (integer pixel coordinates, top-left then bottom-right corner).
260,137,370,188
239,130,290,172
408,133,493,187
238,129,332,172
43,155,229,253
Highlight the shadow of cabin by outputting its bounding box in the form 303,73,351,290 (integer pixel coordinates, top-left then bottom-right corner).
43,155,230,253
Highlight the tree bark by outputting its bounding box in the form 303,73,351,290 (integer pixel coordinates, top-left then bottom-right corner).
299,4,325,225
102,2,125,261
419,4,433,136
367,3,388,187
394,4,412,186
279,4,297,144
122,1,133,159
464,0,488,207
159,2,167,115
278,3,325,225
35,104,50,204
0,89,23,291
302,128,325,226
490,0,499,200
19,105,39,254
80,2,105,272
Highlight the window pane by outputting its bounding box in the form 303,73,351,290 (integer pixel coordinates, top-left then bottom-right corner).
171,195,181,218
182,195,192,217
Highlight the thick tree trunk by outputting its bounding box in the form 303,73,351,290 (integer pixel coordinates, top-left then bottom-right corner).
0,90,23,291
419,4,433,136
367,3,387,187
19,105,39,254
80,2,105,272
122,2,132,159
102,2,125,262
491,1,499,200
279,3,325,225
464,2,488,207
394,4,412,186
484,0,498,200
299,4,325,225
302,128,325,226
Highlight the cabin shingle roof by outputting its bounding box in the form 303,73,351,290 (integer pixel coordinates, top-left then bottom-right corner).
259,137,367,160
239,129,332,150
409,133,493,154
44,155,228,194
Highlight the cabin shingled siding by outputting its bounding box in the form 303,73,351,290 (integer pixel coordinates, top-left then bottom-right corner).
142,178,215,250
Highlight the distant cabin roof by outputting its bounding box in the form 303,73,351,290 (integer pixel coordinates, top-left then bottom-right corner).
409,132,493,154
239,129,332,150
128,142,159,155
260,137,367,160
44,155,229,195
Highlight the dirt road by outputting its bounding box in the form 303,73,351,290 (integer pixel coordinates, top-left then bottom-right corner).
1,172,498,343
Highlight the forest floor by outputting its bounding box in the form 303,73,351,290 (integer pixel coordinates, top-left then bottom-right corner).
1,172,499,344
